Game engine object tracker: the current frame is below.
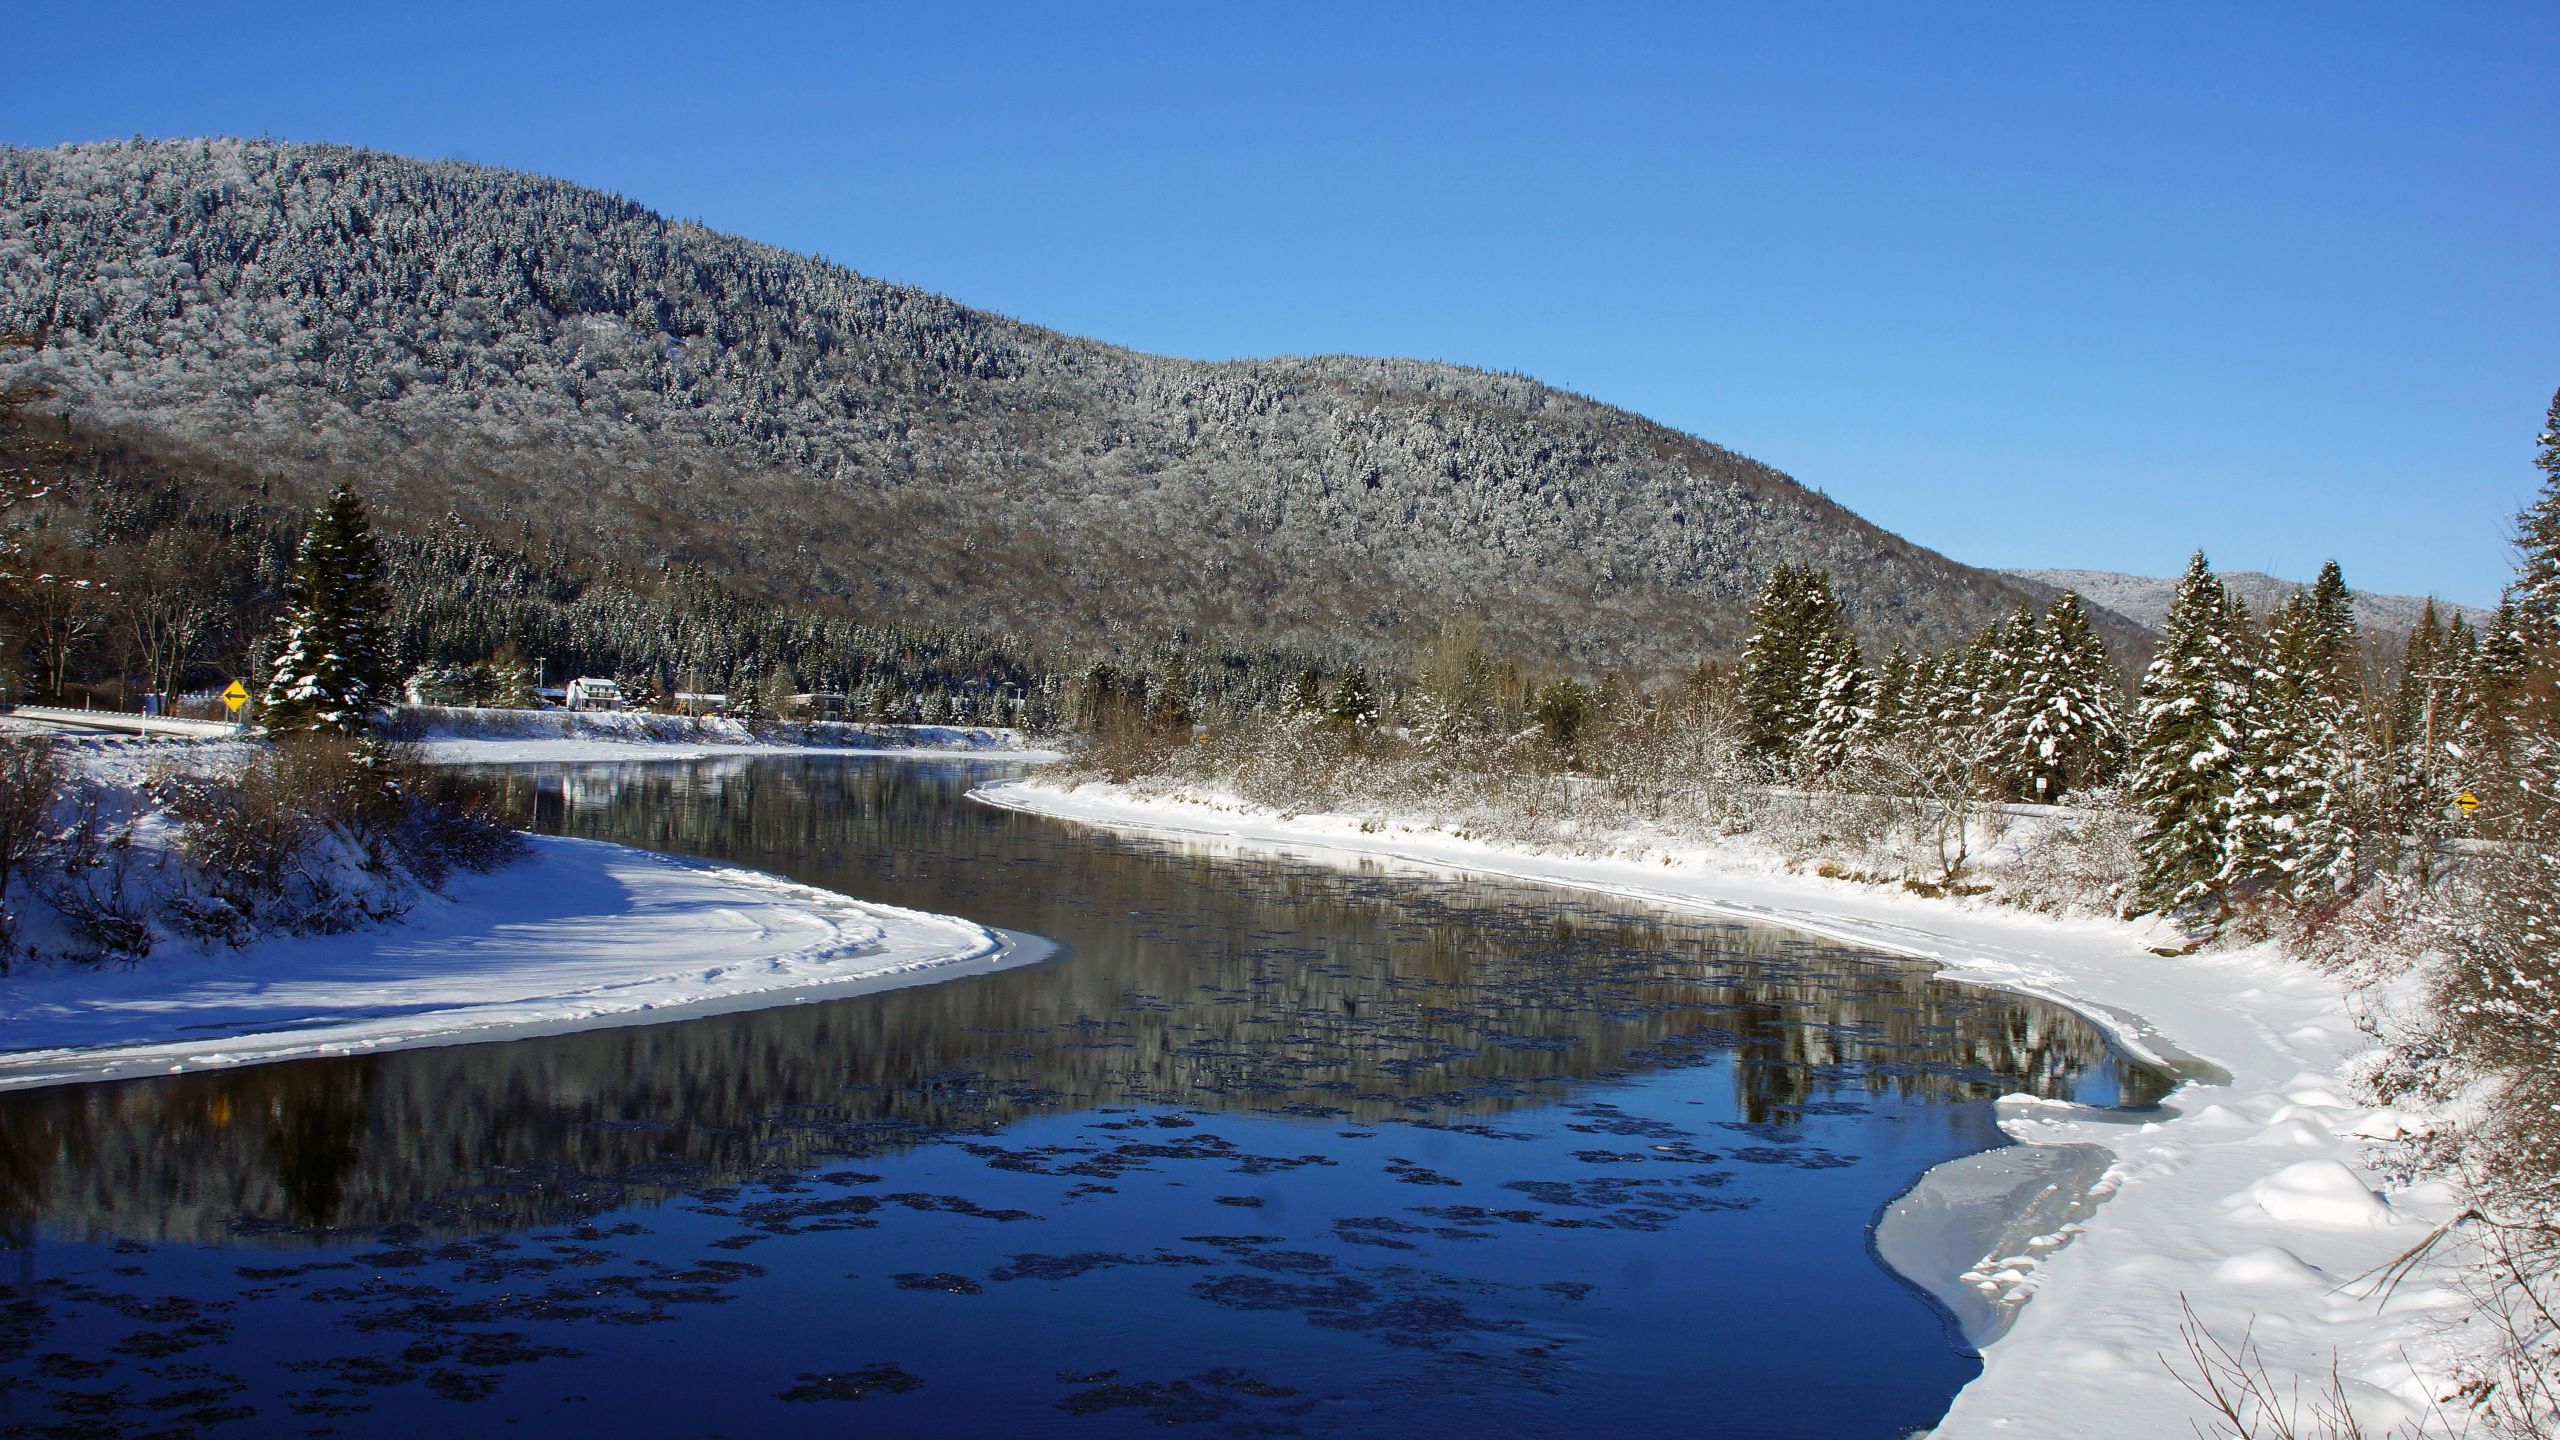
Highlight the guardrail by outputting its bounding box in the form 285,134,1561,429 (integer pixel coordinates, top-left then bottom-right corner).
7,705,247,738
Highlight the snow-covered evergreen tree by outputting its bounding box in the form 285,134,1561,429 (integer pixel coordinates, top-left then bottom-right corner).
1870,641,1916,735
1796,633,1870,777
2427,390,2560,1205
2222,573,2363,903
2129,552,2249,918
1739,563,1851,766
260,485,394,737
1328,668,1380,728
2509,386,2560,636
1994,591,2127,804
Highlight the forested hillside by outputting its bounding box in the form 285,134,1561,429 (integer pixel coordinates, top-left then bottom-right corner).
0,138,2049,669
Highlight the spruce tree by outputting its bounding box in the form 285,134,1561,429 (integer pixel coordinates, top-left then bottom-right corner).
2223,585,2361,902
1796,633,1869,777
2426,393,2560,1194
1995,591,2127,804
260,485,395,738
2129,552,2248,918
1737,564,1850,767
2511,385,2560,635
1328,668,1379,728
1738,564,1810,761
1869,642,1916,736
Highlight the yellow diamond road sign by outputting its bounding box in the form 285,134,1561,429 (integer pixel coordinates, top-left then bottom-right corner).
2456,792,2481,815
221,681,249,714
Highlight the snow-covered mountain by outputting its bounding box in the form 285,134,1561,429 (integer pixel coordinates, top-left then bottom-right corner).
2001,567,2491,640
2,138,2064,668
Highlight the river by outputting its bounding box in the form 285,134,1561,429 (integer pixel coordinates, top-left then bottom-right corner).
0,754,2165,1437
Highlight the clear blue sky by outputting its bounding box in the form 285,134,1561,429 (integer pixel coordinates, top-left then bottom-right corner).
6,2,2551,607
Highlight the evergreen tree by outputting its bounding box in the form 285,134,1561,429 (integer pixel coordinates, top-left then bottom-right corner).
2223,583,2362,903
1738,564,1850,766
2129,552,2248,918
2511,385,2560,635
2427,391,2560,1198
1870,641,1916,734
260,485,394,737
1531,677,1596,752
1291,666,1325,713
2384,602,2487,883
730,660,769,727
1796,634,1870,777
2480,594,2529,695
1328,668,1379,728
1995,591,2127,804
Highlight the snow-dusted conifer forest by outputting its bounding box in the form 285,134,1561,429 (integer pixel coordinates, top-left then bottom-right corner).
0,138,2063,671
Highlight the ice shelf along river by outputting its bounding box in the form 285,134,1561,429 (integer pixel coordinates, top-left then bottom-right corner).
0,755,2170,1437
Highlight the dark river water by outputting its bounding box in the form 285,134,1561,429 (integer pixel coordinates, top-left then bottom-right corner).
0,756,2164,1438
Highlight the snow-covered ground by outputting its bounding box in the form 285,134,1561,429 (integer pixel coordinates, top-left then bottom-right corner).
0,728,1054,1089
0,832,1038,1090
398,705,1062,764
972,777,2478,1439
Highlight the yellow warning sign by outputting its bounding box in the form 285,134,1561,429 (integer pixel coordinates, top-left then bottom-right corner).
2456,792,2481,815
221,680,249,714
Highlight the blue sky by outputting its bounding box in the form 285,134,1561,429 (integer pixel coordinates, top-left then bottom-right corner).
6,3,2551,606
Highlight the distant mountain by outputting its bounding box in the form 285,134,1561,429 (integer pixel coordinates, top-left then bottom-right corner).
2001,567,2492,640
0,137,2062,670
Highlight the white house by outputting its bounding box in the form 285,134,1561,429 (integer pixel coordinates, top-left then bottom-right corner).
564,677,625,712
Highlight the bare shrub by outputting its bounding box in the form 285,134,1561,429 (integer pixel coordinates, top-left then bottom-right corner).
396,766,528,886
160,735,416,940
2169,1300,2456,1439
0,735,64,958
2004,793,2142,918
36,784,162,959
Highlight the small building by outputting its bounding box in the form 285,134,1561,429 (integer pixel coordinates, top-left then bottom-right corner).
672,691,730,716
564,677,625,712
787,691,850,721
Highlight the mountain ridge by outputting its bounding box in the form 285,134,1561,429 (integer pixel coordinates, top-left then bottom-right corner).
2000,567,2492,641
3,136,2079,669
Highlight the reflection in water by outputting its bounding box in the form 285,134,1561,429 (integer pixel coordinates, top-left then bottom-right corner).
0,757,2165,1438
0,761,2152,1247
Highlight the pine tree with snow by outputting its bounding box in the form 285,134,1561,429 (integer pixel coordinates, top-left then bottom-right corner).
1994,591,2127,804
1796,632,1870,777
2223,582,2363,903
729,661,769,727
260,485,395,738
2426,394,2560,1200
2383,603,2488,882
2480,594,2529,695
1328,668,1380,728
1738,564,1851,766
1870,641,1916,734
2511,386,2560,638
2129,552,2249,918
1738,564,1809,761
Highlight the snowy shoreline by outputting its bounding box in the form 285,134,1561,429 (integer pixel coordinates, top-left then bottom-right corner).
397,706,1064,765
0,729,1063,1090
0,832,1044,1091
970,776,2476,1438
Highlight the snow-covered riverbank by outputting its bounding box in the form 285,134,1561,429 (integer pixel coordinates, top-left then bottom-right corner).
0,731,1051,1089
971,776,2477,1438
0,832,1033,1091
399,705,1063,764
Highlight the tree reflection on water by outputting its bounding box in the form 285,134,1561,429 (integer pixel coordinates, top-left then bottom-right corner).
0,757,2160,1249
